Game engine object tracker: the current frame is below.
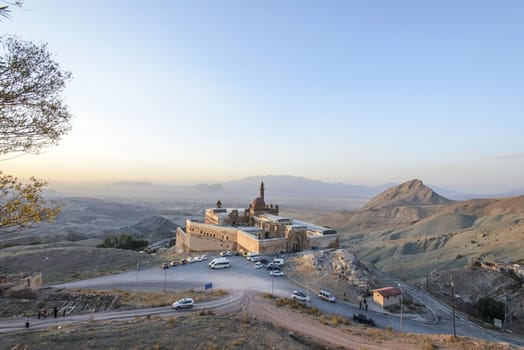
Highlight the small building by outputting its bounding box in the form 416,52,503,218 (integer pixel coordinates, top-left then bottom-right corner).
0,272,42,296
371,287,401,309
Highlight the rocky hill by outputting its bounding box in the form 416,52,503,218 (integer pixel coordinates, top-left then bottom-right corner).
309,182,524,277
300,181,524,334
104,215,177,242
363,179,452,210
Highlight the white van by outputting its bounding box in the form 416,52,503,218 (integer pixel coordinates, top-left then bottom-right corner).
209,257,228,267
245,252,259,261
210,258,231,269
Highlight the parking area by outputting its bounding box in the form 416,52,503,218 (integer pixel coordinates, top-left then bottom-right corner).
58,253,298,298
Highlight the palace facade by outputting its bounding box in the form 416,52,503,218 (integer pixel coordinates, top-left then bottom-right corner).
176,182,339,254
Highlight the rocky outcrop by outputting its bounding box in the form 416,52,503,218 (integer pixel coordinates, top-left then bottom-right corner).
300,249,369,288
363,179,452,210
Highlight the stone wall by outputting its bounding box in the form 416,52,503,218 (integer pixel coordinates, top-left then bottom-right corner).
308,234,339,249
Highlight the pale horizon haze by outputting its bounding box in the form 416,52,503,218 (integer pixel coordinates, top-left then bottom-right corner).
2,1,523,194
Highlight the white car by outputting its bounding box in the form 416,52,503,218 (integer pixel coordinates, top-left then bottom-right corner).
200,255,208,261
172,297,194,310
292,290,310,302
318,289,336,303
272,258,284,266
194,256,202,262
269,269,285,277
254,262,264,269
187,256,195,263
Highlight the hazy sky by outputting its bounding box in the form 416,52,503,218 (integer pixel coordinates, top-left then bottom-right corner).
2,0,523,193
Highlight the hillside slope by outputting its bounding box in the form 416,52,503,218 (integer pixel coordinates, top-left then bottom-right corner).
306,181,524,279
104,215,178,242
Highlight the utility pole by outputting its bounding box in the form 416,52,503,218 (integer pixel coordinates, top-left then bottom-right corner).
398,283,403,332
135,260,139,308
271,273,274,297
450,277,456,338
135,259,149,308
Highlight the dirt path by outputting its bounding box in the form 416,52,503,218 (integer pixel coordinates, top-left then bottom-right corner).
245,295,420,350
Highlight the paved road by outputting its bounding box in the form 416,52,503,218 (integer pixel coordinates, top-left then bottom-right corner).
2,253,523,347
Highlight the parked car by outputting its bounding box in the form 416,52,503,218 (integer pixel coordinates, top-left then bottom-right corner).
272,258,284,266
200,255,208,261
254,262,264,269
172,297,195,310
260,258,269,264
220,251,226,256
269,269,285,277
194,256,202,262
161,263,169,269
318,289,336,303
267,263,280,271
225,251,233,256
187,256,195,263
169,260,178,267
353,313,375,326
245,252,259,260
291,290,310,302
179,258,187,265
250,255,262,262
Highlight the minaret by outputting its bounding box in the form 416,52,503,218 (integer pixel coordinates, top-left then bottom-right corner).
260,181,265,200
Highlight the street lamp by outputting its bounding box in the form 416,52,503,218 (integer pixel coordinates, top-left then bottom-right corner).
398,283,403,332
450,278,456,338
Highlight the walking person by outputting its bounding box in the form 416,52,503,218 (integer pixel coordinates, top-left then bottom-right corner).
54,307,58,318
25,317,30,328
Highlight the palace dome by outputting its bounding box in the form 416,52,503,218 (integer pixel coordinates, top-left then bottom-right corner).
251,197,266,210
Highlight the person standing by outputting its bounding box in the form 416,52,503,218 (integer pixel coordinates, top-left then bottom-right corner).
25,318,30,328
54,307,58,318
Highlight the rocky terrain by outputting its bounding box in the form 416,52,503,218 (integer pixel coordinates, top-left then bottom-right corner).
296,179,524,334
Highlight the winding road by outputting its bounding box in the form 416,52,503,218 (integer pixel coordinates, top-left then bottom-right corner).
0,254,522,348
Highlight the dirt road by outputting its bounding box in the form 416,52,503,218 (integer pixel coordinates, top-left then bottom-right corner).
244,294,420,350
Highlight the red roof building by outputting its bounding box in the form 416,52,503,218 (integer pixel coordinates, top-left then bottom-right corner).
371,287,401,308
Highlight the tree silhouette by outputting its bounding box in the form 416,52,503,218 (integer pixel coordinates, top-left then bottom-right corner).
1,24,72,233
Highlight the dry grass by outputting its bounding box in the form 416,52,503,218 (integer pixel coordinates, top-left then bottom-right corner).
71,288,228,308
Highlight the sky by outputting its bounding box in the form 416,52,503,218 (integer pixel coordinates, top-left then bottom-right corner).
1,0,523,193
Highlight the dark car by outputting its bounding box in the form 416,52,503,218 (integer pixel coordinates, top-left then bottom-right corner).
267,263,280,271
260,258,269,264
353,313,375,326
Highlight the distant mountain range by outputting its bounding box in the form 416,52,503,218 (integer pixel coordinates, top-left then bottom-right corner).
47,175,524,209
